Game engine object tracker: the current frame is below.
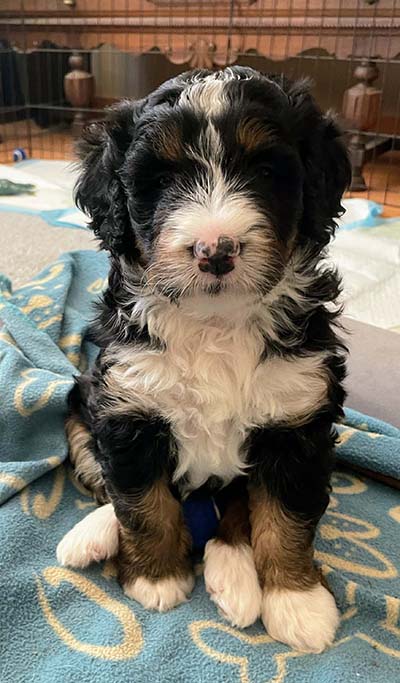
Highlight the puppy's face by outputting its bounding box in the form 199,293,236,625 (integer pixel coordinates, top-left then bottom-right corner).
122,75,304,299
76,68,350,301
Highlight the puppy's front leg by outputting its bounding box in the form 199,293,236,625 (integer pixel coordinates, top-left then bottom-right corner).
96,414,193,611
248,421,340,652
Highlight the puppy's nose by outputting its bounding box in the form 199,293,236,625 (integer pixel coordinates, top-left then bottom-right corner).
193,236,240,276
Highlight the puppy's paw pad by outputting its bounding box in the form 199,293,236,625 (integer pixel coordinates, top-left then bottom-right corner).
124,574,195,612
204,539,262,628
56,503,119,568
262,583,340,653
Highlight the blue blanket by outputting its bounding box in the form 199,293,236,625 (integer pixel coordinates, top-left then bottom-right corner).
1,250,400,683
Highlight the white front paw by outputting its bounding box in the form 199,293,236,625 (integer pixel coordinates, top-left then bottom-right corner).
56,503,119,568
204,539,262,628
124,574,195,612
262,583,340,653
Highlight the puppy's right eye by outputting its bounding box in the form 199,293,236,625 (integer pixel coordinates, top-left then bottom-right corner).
260,164,272,178
157,175,171,189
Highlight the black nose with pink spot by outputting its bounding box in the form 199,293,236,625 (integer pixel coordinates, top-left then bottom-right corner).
193,236,241,277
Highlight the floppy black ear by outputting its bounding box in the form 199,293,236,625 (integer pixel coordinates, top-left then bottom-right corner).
283,79,352,247
75,99,145,254
301,115,351,247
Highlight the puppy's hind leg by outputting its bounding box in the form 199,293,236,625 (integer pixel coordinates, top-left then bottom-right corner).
59,380,118,568
57,503,119,568
66,410,108,505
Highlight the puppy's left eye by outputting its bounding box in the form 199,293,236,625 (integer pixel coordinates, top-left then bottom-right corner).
259,164,273,178
155,175,171,189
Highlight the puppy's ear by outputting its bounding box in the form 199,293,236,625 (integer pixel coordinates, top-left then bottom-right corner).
285,80,352,247
300,115,351,247
75,99,145,254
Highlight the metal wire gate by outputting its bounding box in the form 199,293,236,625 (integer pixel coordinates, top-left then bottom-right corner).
1,1,400,206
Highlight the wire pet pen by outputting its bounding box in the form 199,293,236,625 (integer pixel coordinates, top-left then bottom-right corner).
0,1,400,207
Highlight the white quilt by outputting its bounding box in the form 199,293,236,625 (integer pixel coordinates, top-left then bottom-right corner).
331,201,400,332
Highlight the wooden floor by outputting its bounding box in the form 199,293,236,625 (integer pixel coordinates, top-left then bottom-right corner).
1,119,400,217
0,120,75,163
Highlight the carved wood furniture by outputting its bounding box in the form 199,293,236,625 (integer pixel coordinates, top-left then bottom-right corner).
64,54,95,134
2,2,399,67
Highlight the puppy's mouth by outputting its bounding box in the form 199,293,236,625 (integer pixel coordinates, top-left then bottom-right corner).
201,278,226,296
143,255,241,300
196,265,239,297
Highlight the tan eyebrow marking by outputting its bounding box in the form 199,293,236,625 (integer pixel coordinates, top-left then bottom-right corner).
237,118,273,152
153,122,183,161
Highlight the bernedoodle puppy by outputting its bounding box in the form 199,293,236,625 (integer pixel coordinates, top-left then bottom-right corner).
57,67,351,653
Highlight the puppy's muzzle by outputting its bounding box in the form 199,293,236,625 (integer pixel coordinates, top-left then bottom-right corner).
193,236,241,277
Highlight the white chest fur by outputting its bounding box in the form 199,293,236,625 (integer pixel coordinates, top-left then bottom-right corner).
104,296,329,490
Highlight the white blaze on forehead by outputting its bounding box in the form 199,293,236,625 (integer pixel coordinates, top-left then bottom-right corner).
159,71,272,257
173,74,251,247
178,75,230,118
178,75,229,166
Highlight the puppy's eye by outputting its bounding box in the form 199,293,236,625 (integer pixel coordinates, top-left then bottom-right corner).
260,165,272,178
155,174,171,190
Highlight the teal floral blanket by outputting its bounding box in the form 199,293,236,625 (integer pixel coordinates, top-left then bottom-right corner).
0,250,399,683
